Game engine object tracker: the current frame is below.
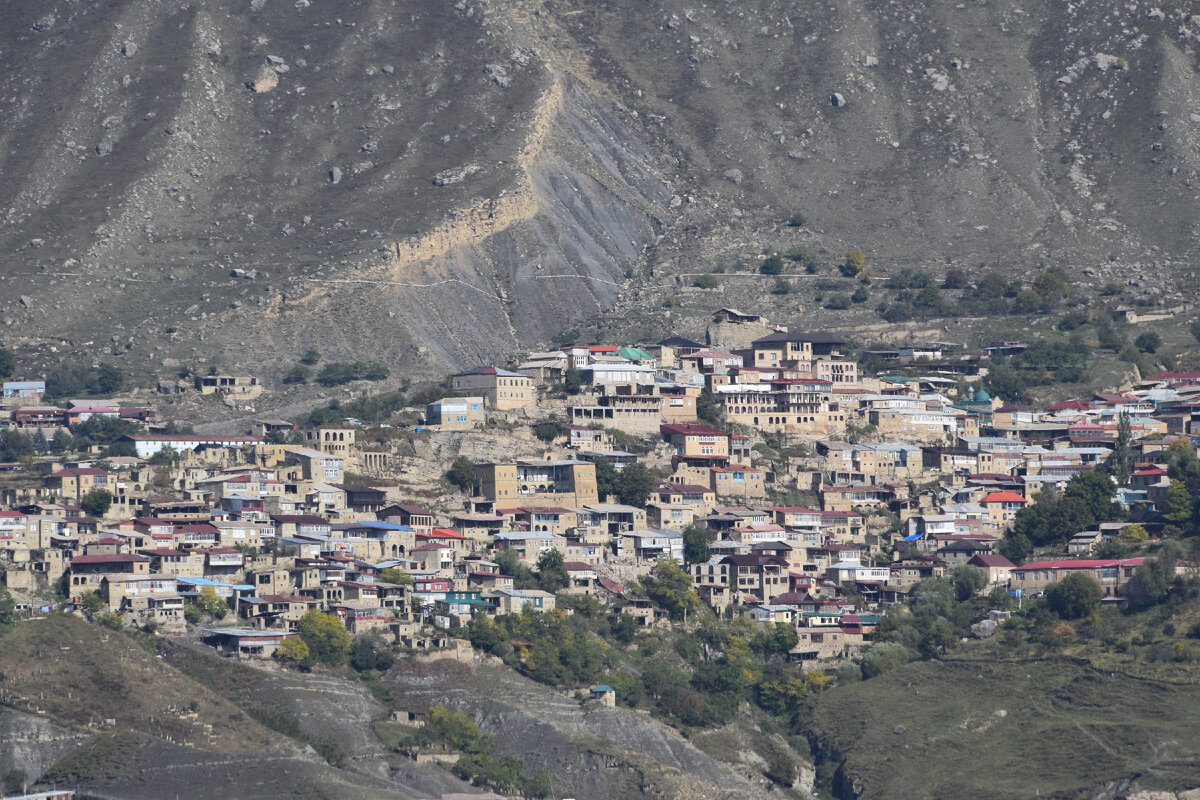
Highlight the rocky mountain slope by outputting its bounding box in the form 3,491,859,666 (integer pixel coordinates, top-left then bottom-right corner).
1,0,1198,378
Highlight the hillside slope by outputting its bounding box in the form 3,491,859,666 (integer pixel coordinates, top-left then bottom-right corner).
1,0,1198,378
803,657,1200,800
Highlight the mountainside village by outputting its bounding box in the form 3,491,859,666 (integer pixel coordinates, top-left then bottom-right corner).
0,307,1196,669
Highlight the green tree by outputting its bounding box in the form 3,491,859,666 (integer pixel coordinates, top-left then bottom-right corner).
447,456,475,491
30,429,48,455
379,567,413,586
2,768,26,796
1164,480,1195,525
300,348,322,365
682,524,714,564
1124,546,1180,609
593,457,617,500
1108,412,1133,486
643,559,699,621
532,422,562,443
614,461,656,507
0,430,33,460
851,285,870,304
536,549,570,593
860,642,914,678
350,631,394,672
1134,331,1162,353
694,274,720,289
563,365,582,395
951,565,987,602
1045,573,1102,619
297,609,352,665
95,362,124,394
696,387,723,426
274,637,313,669
50,428,71,455
79,488,113,519
147,445,180,466
760,254,785,275
771,277,792,295
196,585,228,619
0,348,14,379
0,587,17,627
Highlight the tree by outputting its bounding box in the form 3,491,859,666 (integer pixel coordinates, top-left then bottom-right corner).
274,637,313,669
148,445,180,466
50,428,71,455
1134,331,1162,353
694,274,720,289
593,457,617,501
29,429,47,455
771,277,792,295
536,549,569,593
532,422,562,443
95,362,124,394
860,642,915,678
643,559,699,621
284,365,310,384
350,631,394,672
447,456,475,491
614,461,655,507
1124,547,1180,609
760,254,784,275
300,348,321,365
842,250,867,277
0,348,14,379
951,565,987,602
79,488,113,519
379,567,413,586
0,430,33,461
1,770,25,797
1164,480,1195,526
563,366,582,395
0,587,17,627
1044,573,1102,619
851,285,870,304
196,585,228,619
297,609,352,665
683,524,714,564
1108,412,1133,486
696,387,723,426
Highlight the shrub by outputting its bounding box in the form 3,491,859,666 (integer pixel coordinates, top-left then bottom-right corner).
760,254,785,275
851,286,869,304
841,250,867,277
1058,310,1089,331
825,293,851,310
771,278,792,295
787,213,806,227
943,269,967,289
694,273,720,289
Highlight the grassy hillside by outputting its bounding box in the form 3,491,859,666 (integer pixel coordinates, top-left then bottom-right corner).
805,656,1200,800
0,616,292,755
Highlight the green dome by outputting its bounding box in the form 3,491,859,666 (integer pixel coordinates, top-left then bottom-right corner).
973,389,991,402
